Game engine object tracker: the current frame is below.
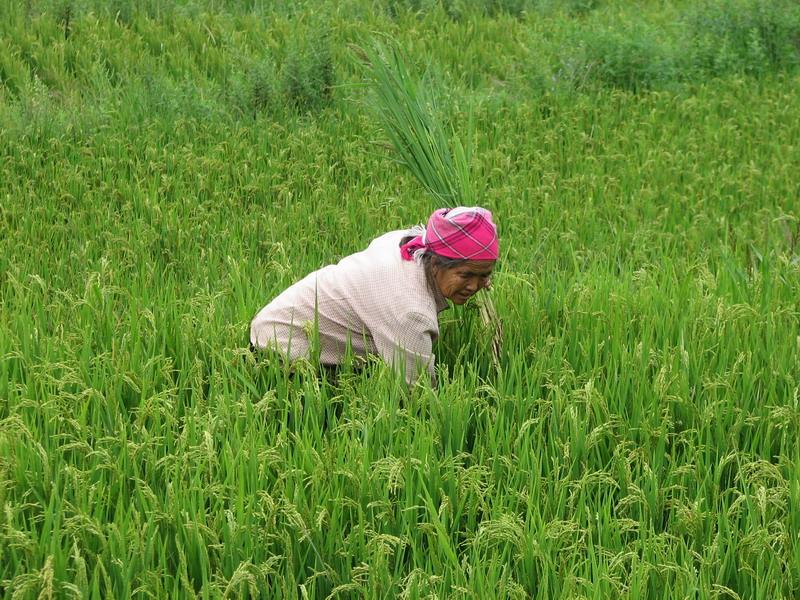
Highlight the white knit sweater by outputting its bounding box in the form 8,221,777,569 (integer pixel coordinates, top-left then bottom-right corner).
250,229,449,384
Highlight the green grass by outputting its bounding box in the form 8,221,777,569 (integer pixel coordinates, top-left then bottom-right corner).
1,1,800,598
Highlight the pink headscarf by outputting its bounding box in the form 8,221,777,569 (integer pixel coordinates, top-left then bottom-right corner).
400,206,499,262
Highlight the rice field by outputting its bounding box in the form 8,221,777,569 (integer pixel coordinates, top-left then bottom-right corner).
1,0,800,598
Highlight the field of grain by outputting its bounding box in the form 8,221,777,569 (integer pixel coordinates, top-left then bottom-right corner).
2,0,800,598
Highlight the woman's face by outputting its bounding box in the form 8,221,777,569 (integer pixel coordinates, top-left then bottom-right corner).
433,260,496,305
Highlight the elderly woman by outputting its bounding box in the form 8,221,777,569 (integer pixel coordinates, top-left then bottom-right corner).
250,206,499,385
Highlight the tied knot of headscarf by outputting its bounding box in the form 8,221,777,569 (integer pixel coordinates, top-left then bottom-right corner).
400,206,499,262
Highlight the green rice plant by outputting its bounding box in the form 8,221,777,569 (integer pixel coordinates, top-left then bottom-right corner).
0,38,32,100
1,2,800,598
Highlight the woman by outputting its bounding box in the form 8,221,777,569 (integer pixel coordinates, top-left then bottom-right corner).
250,206,499,385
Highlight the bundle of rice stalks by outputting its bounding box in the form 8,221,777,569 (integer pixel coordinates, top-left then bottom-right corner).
354,41,472,203
356,40,503,373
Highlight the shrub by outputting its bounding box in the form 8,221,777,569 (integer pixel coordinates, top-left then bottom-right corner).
557,25,677,92
532,0,603,17
229,57,277,118
566,0,601,16
383,0,534,21
280,35,335,112
458,0,530,19
682,0,800,76
228,33,335,117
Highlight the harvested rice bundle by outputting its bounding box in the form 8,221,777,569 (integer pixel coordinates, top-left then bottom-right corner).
357,41,503,373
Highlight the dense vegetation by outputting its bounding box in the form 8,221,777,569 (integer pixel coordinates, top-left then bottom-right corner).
2,0,799,598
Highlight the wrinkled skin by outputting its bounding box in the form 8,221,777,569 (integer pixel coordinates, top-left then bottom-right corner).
433,260,496,305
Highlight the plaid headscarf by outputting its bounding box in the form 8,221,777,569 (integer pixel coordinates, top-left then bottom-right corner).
400,206,499,262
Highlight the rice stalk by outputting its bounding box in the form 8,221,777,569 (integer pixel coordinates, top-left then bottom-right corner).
357,39,503,369
355,40,473,204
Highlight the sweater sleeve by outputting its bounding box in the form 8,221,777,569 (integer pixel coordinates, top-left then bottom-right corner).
371,311,438,386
